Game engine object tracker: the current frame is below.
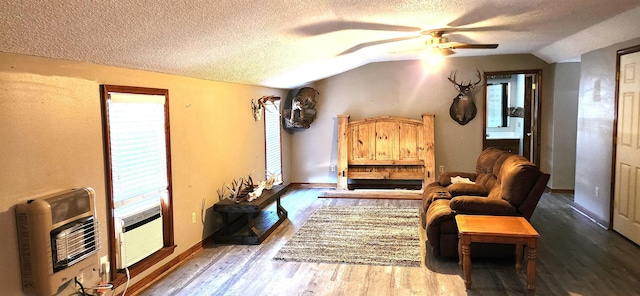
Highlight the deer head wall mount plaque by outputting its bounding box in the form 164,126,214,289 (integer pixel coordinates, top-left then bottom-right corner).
447,70,482,125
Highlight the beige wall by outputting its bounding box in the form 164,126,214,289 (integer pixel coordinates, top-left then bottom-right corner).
0,53,289,295
292,55,554,183
549,62,580,190
574,37,640,223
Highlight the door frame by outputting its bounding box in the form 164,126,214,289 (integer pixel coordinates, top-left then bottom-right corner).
483,70,542,166
610,44,640,229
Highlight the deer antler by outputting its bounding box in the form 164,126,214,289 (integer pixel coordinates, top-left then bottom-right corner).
472,69,482,87
257,96,281,111
226,178,245,202
243,174,255,189
448,70,483,91
217,184,227,201
448,71,462,91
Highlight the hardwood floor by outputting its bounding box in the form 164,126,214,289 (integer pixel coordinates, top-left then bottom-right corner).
137,189,640,296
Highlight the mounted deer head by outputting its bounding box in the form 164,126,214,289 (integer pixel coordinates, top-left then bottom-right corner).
447,70,482,125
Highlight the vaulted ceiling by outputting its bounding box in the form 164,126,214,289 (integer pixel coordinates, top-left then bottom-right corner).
2,0,640,88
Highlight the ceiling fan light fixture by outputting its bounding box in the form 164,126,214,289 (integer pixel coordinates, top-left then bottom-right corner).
422,47,445,65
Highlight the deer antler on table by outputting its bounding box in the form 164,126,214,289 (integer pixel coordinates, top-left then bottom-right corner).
226,177,246,203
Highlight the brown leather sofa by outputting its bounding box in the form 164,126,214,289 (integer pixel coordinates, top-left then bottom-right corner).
421,147,550,258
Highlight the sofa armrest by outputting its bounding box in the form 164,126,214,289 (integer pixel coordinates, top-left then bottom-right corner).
447,183,488,197
438,171,478,186
449,196,518,216
422,183,453,210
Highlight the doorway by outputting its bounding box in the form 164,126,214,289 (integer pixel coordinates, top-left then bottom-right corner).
612,45,640,245
483,70,541,166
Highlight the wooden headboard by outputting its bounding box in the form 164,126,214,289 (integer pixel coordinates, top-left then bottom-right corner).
336,114,435,190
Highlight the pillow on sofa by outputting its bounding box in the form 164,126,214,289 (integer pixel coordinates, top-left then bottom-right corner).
438,171,477,186
451,176,474,184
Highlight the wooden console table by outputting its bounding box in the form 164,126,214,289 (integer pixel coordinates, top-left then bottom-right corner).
213,185,288,245
455,215,539,291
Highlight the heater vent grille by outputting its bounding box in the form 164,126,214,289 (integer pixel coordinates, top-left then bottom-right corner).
51,216,99,272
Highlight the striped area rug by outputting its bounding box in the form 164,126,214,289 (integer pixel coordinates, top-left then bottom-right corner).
274,206,421,267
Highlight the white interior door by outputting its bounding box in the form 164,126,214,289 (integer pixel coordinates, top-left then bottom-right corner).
613,49,640,245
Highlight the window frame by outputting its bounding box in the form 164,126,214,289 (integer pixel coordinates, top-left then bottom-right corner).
100,85,175,286
264,100,283,183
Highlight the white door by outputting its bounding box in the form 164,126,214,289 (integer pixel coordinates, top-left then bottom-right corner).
613,49,640,245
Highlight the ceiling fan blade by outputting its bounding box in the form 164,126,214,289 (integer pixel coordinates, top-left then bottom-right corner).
390,47,456,57
439,41,499,49
454,43,499,49
293,20,422,36
440,48,456,56
337,36,421,56
388,47,424,54
420,25,516,37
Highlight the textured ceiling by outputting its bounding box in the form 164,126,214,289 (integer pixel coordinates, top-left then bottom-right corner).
2,0,640,88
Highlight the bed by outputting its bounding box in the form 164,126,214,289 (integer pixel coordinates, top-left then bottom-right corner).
336,114,435,192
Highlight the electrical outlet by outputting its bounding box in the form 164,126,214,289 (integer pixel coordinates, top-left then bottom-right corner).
595,187,599,197
100,256,108,268
100,256,110,283
439,165,444,173
75,272,84,287
330,165,336,172
192,212,196,224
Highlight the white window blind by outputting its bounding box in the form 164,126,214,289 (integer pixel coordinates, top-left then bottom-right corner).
264,101,282,183
107,93,169,214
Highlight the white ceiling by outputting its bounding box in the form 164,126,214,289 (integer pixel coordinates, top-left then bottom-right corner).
2,0,640,89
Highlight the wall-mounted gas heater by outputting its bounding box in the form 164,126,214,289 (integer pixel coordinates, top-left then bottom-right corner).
15,187,100,296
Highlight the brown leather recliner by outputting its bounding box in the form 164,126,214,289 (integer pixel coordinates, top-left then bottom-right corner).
421,147,550,258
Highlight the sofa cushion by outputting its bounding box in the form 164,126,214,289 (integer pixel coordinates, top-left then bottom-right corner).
474,173,497,191
492,151,512,176
498,156,541,206
447,183,489,196
449,195,518,215
470,147,510,192
475,147,506,174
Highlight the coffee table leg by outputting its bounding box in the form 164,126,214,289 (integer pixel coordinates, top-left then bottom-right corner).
527,239,537,291
460,235,472,289
515,244,523,272
458,233,462,266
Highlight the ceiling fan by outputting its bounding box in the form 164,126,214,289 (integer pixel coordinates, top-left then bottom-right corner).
418,30,499,56
334,27,499,57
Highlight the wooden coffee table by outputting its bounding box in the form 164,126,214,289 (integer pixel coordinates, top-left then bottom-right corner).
455,215,539,291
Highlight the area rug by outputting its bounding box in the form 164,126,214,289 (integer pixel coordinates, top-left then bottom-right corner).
273,206,421,267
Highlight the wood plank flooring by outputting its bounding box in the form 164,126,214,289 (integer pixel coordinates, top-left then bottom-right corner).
137,189,640,296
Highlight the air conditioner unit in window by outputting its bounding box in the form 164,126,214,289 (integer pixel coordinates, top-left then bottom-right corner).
15,187,100,296
115,202,163,269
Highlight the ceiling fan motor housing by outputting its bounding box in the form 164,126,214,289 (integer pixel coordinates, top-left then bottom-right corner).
426,36,448,47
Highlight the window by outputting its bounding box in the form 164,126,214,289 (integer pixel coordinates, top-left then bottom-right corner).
264,100,282,183
101,85,175,286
